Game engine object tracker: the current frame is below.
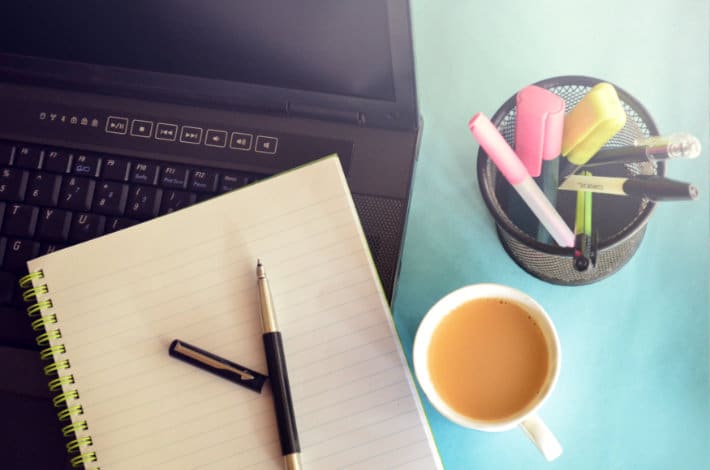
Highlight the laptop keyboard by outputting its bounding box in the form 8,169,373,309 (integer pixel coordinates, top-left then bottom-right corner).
0,140,265,320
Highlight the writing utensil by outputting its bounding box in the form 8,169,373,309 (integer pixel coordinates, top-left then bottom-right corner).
573,172,593,271
469,112,575,247
169,339,267,393
559,174,699,201
256,260,302,470
583,132,701,166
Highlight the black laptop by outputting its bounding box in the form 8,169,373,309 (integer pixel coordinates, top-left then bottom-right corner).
0,1,420,468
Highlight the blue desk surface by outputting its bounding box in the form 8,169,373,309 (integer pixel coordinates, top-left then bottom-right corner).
393,1,709,468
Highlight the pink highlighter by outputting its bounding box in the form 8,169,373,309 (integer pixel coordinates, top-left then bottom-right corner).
514,85,565,177
469,112,575,248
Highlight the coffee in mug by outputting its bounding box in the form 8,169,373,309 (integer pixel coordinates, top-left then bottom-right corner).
414,284,562,461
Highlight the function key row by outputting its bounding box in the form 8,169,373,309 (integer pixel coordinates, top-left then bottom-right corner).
0,144,262,192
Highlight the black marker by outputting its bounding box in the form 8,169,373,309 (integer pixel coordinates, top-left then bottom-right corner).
559,175,699,201
169,339,267,393
256,260,302,470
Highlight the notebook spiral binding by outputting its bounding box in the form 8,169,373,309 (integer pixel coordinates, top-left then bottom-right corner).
19,270,100,470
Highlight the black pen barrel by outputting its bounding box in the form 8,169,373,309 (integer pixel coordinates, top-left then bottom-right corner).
623,176,699,201
586,146,648,165
263,332,301,456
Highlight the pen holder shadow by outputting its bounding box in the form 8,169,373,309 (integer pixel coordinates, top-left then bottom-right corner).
477,76,666,285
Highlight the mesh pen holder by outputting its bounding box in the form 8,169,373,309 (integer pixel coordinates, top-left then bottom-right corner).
476,75,665,285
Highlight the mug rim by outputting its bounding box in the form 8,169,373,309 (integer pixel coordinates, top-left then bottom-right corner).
413,283,561,432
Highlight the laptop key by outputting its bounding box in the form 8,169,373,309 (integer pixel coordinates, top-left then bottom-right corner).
26,173,62,207
36,209,72,242
43,149,73,174
131,162,160,185
102,157,131,182
106,217,140,233
160,190,197,215
14,146,43,170
71,153,101,177
220,173,248,192
0,271,16,305
160,165,189,189
39,242,67,256
190,170,219,193
70,213,106,243
2,238,40,273
0,143,14,166
3,204,39,238
126,186,162,219
93,181,129,216
59,176,96,211
0,168,29,202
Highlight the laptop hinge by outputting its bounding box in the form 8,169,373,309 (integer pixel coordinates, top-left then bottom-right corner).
287,101,364,125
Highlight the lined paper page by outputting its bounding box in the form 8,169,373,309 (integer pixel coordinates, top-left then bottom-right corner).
28,156,441,470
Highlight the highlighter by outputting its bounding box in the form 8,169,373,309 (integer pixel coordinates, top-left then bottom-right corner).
515,85,566,177
561,82,627,166
469,112,575,248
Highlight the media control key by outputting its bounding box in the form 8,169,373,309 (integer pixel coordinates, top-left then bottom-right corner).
156,123,178,141
106,116,129,135
205,130,228,148
180,126,203,145
131,120,154,138
255,136,278,155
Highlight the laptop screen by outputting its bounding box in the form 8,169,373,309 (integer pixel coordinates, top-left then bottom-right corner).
1,1,395,101
0,0,417,129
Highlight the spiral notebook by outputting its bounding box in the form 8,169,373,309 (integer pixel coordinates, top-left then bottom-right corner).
21,155,442,470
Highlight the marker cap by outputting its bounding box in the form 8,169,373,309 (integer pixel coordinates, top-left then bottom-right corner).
515,86,565,177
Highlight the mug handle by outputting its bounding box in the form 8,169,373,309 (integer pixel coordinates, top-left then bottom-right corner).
520,414,563,461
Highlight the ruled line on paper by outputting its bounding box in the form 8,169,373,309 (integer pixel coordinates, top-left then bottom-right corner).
54,208,360,325
64,266,374,377
61,234,365,356
55,226,364,331
69,276,379,399
95,394,271,453
305,410,422,463
341,437,432,470
82,362,265,424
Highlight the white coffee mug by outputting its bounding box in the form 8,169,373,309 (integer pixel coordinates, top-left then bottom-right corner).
413,283,562,461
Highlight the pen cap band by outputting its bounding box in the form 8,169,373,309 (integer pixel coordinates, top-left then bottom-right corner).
476,75,664,285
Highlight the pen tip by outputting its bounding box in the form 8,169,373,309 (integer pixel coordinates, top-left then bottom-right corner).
257,258,262,267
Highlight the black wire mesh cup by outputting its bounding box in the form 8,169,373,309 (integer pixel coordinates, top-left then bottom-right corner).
476,76,665,285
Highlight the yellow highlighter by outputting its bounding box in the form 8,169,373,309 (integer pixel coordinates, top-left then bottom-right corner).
561,82,627,166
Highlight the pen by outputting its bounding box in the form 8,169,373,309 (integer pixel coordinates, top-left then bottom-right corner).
558,174,699,201
469,112,575,247
585,132,701,166
256,260,302,470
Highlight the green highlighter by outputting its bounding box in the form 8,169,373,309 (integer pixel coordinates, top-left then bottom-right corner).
573,171,594,271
